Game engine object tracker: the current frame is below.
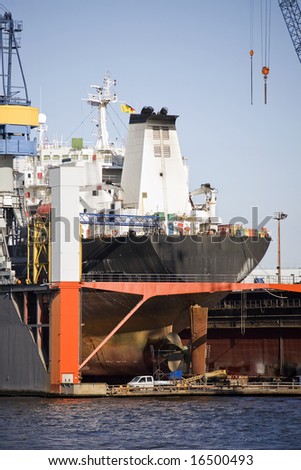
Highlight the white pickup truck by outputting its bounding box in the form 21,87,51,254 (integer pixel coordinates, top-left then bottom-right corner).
127,375,172,388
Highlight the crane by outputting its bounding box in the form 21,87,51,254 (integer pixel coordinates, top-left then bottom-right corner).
0,5,38,282
278,0,301,63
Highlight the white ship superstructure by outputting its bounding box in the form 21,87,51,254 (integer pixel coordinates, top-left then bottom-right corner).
120,106,221,235
12,74,223,239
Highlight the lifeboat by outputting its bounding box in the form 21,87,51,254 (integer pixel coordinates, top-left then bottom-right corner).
36,203,51,216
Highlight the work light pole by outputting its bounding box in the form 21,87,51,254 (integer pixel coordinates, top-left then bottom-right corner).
273,211,288,284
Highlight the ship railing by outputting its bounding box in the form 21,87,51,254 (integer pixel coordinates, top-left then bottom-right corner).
243,274,301,284
0,96,30,106
81,273,241,283
79,213,160,228
213,297,301,310
235,381,301,391
81,272,299,284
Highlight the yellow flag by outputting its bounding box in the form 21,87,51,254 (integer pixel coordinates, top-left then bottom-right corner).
120,103,135,113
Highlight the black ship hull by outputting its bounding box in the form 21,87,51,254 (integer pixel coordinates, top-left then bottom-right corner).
82,233,271,281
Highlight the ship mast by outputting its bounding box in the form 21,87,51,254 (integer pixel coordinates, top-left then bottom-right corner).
87,72,117,152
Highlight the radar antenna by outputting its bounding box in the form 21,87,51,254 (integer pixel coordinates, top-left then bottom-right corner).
87,71,117,151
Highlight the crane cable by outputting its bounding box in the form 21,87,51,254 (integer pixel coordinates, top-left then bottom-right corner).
250,0,254,105
261,0,272,104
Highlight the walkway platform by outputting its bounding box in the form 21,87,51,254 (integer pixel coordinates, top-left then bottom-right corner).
107,382,301,397
57,381,301,398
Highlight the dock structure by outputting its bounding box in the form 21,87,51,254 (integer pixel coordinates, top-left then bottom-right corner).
107,382,301,398
57,375,301,397
0,145,287,395
76,279,301,377
2,279,301,396
2,161,301,395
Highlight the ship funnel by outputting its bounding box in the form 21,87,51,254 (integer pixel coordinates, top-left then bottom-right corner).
159,107,168,115
141,106,154,115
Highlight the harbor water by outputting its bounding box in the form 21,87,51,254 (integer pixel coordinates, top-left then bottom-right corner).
0,395,301,450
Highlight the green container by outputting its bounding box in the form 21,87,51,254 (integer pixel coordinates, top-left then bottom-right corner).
72,137,83,150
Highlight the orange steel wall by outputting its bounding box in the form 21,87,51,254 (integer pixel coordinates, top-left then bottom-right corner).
207,328,301,377
50,282,80,388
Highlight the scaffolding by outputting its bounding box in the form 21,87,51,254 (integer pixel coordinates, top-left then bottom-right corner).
26,215,50,284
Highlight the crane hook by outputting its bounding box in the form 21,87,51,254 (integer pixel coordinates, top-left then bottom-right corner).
250,50,254,105
262,66,270,104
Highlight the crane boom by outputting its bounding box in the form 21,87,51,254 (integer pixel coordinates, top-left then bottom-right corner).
0,5,30,105
279,0,301,63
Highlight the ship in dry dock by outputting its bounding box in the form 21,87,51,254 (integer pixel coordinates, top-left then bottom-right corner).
0,6,281,393
10,100,271,378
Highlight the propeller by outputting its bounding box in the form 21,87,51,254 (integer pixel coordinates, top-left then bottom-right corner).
165,332,191,372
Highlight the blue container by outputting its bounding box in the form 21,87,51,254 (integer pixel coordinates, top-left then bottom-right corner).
169,370,182,380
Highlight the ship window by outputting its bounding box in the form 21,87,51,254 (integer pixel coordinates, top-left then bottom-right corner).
27,173,31,178
154,145,161,157
82,155,89,160
52,155,60,160
162,127,169,140
154,145,170,157
43,155,50,160
92,190,98,196
103,155,112,164
163,145,170,157
153,127,160,140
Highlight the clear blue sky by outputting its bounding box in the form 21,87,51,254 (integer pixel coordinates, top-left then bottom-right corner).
7,0,301,269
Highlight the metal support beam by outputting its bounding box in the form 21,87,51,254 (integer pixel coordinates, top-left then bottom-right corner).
81,281,301,295
190,305,208,375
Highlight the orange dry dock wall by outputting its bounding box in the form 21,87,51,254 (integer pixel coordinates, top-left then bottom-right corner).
50,282,80,389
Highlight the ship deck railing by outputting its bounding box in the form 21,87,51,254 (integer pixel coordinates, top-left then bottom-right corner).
214,296,301,311
81,273,239,283
81,272,300,284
